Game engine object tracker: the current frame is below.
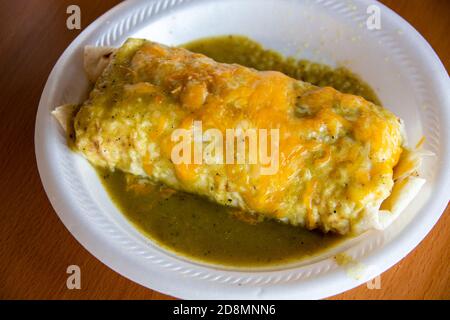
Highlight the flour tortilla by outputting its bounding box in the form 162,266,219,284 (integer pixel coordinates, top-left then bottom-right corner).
52,46,116,129
378,176,426,228
353,175,425,234
52,45,426,235
352,143,427,234
52,46,116,130
51,104,77,133
83,46,116,83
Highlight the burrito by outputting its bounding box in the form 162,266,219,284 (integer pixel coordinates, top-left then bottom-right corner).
53,38,424,235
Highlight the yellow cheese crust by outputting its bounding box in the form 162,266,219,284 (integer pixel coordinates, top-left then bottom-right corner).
73,38,404,234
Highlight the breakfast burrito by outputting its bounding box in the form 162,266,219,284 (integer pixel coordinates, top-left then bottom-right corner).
53,38,425,235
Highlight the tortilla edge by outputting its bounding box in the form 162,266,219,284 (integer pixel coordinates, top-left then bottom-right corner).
53,46,115,132
352,148,426,234
51,104,77,133
84,45,116,83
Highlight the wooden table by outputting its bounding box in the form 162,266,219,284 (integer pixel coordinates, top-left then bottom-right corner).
0,0,448,300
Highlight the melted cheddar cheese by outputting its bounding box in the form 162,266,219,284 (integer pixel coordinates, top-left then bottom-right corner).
74,38,404,234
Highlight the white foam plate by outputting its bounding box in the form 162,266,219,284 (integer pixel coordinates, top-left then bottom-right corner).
35,0,450,299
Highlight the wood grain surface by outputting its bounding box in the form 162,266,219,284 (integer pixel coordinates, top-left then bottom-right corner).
0,0,448,300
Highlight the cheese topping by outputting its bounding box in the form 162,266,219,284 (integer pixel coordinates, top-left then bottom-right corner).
74,38,404,234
